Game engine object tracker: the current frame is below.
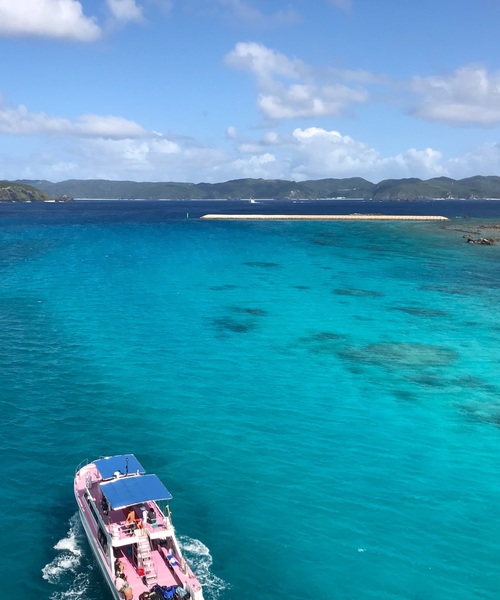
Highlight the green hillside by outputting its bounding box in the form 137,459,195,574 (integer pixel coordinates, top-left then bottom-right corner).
15,175,500,200
0,181,52,202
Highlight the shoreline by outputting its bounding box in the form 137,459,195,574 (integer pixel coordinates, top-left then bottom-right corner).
200,214,449,221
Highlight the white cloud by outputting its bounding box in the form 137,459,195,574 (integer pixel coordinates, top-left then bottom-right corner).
106,0,143,22
67,136,229,181
2,124,498,183
289,126,380,179
221,125,492,183
259,83,367,119
379,148,446,180
226,42,369,119
411,66,500,126
225,42,305,82
228,152,277,179
0,99,147,138
1,96,498,183
74,114,148,138
0,0,101,41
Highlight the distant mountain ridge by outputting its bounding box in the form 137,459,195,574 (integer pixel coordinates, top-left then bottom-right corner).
15,175,500,200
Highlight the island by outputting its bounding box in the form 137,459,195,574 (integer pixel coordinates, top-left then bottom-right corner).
0,181,73,202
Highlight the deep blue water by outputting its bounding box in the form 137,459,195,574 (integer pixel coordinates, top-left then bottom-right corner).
1,200,500,600
2,198,500,224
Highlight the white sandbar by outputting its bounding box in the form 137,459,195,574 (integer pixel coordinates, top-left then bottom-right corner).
200,214,449,221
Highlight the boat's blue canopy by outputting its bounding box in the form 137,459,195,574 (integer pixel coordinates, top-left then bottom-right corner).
100,474,173,510
94,454,146,480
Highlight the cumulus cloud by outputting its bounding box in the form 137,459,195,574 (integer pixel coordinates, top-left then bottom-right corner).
289,127,380,179
0,0,101,41
73,115,148,138
286,128,475,181
106,0,143,22
2,119,498,183
258,83,367,119
77,123,491,184
1,92,498,183
411,66,500,126
217,124,496,183
0,99,147,138
226,42,305,82
225,42,369,119
60,135,229,181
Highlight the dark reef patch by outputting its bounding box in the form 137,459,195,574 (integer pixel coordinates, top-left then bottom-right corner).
393,389,418,402
212,317,256,333
299,331,347,355
392,306,448,317
346,366,364,375
451,375,498,394
311,234,339,247
333,288,382,298
337,342,458,369
464,321,481,328
410,373,448,388
243,261,280,268
209,284,239,291
228,306,268,317
458,402,500,427
302,332,346,342
410,373,499,394
420,285,468,296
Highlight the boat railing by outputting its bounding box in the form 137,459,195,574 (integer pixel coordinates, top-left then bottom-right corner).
75,458,89,476
108,517,172,542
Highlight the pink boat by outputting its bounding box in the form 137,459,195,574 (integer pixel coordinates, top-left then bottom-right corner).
74,455,204,600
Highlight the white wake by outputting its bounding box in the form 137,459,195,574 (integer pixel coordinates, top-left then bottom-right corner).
179,535,230,599
42,512,93,599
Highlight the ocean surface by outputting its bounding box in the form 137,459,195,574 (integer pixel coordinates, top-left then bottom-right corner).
1,199,500,600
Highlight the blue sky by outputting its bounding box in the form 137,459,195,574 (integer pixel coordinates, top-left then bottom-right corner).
1,0,500,183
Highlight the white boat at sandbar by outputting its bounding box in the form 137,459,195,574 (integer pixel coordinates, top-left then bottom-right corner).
74,454,204,600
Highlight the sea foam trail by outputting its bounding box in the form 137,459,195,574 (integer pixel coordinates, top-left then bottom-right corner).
42,513,92,600
180,535,230,599
42,513,82,583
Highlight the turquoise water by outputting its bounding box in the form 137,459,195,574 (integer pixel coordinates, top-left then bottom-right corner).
1,202,500,600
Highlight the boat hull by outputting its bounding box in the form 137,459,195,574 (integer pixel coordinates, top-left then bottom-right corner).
76,501,121,600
